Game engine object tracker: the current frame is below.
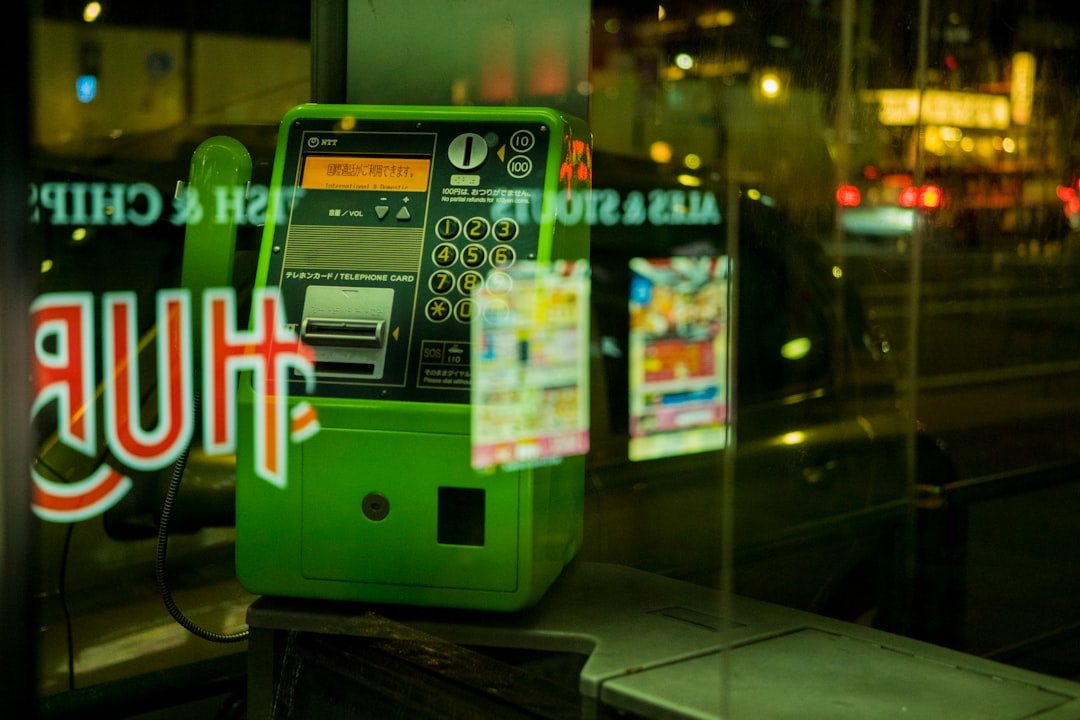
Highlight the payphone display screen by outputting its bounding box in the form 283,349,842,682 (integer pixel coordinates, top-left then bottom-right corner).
263,115,555,404
299,155,432,193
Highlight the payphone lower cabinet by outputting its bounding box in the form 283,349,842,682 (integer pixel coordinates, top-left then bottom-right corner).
236,388,584,610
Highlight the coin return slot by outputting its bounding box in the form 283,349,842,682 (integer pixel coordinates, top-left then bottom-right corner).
313,361,377,377
437,487,485,546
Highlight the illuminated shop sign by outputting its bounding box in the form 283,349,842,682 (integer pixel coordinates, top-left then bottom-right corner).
1011,52,1036,126
29,183,722,229
865,89,1011,130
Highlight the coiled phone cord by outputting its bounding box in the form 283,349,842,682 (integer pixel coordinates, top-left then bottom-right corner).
155,392,249,643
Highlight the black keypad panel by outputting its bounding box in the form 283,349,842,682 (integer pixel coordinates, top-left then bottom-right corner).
422,214,526,323
266,111,564,402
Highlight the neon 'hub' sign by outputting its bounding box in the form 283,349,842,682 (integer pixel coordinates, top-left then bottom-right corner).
31,287,320,522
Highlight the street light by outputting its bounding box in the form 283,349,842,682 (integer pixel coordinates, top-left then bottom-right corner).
753,68,789,103
83,2,103,23
760,73,781,98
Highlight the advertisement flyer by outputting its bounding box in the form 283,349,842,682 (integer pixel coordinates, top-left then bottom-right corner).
471,260,590,470
628,256,729,461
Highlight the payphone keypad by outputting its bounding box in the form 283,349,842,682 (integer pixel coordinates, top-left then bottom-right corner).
424,214,519,324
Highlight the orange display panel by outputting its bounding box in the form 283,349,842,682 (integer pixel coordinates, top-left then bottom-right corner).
300,155,431,192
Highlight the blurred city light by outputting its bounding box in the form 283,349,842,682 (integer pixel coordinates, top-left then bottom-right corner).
760,73,781,98
83,2,103,23
675,53,694,70
940,126,962,142
835,184,861,207
898,185,943,210
919,185,942,209
899,186,919,208
649,141,673,163
1056,186,1080,218
76,75,97,103
697,10,736,28
781,337,812,361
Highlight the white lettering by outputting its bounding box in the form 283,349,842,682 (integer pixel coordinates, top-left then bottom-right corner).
28,183,38,223
38,183,70,225
215,185,247,225
26,183,720,229
597,188,621,226
70,182,90,224
648,189,669,226
91,183,125,225
126,183,163,226
246,184,269,225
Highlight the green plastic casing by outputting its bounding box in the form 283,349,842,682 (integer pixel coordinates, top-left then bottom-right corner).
235,104,590,610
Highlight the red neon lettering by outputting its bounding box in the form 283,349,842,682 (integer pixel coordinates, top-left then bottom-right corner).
32,465,133,523
30,286,316,525
31,294,96,456
203,288,315,488
103,291,194,471
203,290,248,454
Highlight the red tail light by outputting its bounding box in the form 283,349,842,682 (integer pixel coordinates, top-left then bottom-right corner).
899,185,919,208
836,184,861,207
919,184,942,209
899,184,944,210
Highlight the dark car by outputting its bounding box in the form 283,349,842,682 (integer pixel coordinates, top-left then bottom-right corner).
580,152,953,628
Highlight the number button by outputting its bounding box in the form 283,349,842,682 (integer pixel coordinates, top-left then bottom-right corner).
490,245,516,270
457,271,484,295
464,217,490,242
483,298,511,324
429,270,456,295
433,243,458,267
486,271,513,294
492,218,518,242
426,298,451,323
436,216,462,240
460,244,487,269
454,299,474,323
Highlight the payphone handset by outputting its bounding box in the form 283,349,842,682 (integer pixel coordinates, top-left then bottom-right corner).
235,104,590,610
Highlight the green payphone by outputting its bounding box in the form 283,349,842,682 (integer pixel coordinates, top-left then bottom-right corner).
235,104,590,610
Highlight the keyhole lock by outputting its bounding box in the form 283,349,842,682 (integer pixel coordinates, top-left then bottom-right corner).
362,492,390,521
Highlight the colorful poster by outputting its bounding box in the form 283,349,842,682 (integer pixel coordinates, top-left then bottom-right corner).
471,260,590,470
628,256,729,461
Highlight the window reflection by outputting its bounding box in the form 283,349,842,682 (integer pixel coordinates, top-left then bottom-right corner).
21,0,1080,708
